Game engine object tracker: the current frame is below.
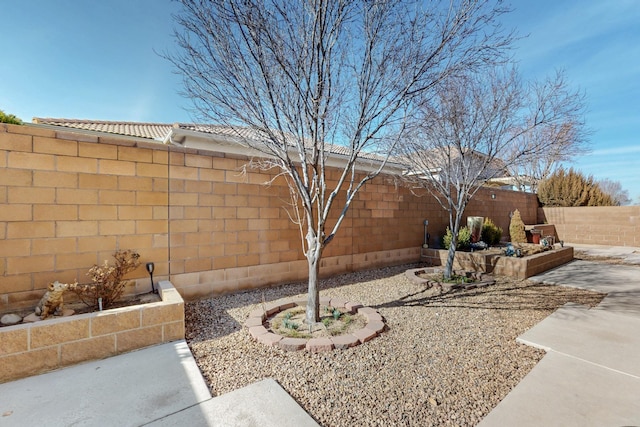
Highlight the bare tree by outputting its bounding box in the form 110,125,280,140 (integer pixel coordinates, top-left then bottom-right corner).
506,116,590,193
169,0,513,324
597,178,631,206
400,67,587,279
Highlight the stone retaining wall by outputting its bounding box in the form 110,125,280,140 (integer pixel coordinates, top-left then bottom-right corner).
421,246,574,280
0,280,183,383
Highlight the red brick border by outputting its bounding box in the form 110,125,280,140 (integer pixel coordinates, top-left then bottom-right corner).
245,297,385,352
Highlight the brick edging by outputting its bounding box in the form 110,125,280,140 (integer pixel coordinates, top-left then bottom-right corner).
245,297,385,352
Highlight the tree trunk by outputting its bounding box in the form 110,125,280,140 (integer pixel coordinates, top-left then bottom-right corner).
444,235,457,279
306,251,321,325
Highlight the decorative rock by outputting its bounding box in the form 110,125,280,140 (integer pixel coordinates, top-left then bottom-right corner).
306,338,334,353
264,303,282,316
1,313,22,326
279,337,308,351
257,332,282,346
248,308,266,321
345,301,363,314
329,298,347,308
365,320,385,334
330,334,360,349
248,297,386,352
352,328,377,344
245,317,264,328
364,311,383,322
357,306,378,316
248,325,269,339
22,309,75,323
23,313,41,323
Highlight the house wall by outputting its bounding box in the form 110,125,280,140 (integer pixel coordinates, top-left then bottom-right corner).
540,206,640,246
1,123,538,312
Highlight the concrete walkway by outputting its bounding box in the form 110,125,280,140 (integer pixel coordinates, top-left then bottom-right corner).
0,340,319,427
480,244,640,426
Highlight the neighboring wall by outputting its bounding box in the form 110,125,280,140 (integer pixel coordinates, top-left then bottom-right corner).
0,123,538,312
540,206,640,247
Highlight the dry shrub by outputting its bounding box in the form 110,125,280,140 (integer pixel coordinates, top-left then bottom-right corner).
71,250,141,310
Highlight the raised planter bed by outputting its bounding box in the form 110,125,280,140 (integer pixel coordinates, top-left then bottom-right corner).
0,281,184,383
420,246,574,280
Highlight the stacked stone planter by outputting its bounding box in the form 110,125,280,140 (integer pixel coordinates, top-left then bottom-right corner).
245,296,385,353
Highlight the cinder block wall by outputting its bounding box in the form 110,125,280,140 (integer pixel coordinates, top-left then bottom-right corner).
1,123,538,311
540,206,640,246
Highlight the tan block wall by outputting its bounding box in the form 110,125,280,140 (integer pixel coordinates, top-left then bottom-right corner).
0,280,184,383
1,123,539,310
422,246,573,279
0,124,169,312
540,206,640,246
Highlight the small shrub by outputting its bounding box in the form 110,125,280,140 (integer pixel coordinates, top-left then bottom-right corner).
509,209,527,243
442,226,472,250
482,217,503,245
70,249,141,310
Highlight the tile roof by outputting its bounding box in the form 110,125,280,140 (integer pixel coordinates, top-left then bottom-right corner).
32,118,173,140
32,118,394,163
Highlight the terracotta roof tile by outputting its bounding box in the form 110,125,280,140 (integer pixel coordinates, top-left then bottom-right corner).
32,118,399,165
33,118,172,140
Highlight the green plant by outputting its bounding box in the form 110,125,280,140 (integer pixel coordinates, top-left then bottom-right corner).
509,209,527,243
70,250,141,310
283,318,299,330
537,167,615,207
0,109,22,125
482,217,503,245
332,308,341,320
442,226,472,250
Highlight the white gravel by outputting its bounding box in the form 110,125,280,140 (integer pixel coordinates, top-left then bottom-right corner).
185,263,604,426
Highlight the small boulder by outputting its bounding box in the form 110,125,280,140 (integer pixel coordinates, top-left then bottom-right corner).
23,313,41,323
1,313,22,326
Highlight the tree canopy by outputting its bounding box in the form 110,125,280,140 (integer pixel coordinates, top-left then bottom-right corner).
537,168,615,207
0,109,22,125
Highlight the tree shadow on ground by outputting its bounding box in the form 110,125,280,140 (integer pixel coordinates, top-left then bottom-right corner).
373,280,605,312
185,263,416,342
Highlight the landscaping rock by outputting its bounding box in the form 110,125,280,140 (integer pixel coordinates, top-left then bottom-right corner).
256,332,282,346
330,334,360,349
306,338,334,353
185,263,604,427
1,313,22,326
279,337,307,351
352,327,377,343
22,313,41,323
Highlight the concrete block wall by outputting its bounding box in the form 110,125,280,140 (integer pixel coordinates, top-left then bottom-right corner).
0,280,184,383
1,123,540,311
540,206,640,247
0,124,170,312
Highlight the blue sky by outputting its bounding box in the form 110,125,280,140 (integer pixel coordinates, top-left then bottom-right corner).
2,1,639,202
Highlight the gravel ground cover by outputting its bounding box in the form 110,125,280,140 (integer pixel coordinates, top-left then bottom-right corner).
186,263,604,426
